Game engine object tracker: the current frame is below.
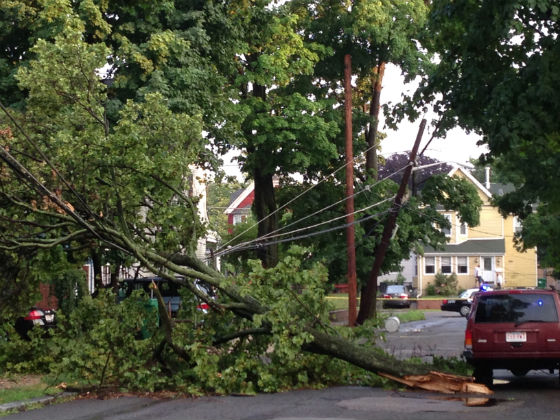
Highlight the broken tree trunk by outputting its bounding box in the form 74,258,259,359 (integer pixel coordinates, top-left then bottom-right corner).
303,327,492,396
356,119,426,324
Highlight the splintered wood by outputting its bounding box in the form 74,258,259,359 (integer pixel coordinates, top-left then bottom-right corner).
379,371,493,395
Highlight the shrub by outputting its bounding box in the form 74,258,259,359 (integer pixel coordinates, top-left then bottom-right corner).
426,272,458,296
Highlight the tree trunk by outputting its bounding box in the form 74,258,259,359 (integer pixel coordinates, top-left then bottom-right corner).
247,74,279,268
365,62,386,179
253,166,278,267
356,120,425,324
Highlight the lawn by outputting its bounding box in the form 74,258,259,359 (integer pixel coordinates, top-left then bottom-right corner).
0,375,58,405
326,294,426,323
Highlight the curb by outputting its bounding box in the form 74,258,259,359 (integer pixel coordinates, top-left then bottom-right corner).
0,392,76,413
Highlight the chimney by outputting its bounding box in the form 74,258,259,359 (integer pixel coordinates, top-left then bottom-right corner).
485,166,491,190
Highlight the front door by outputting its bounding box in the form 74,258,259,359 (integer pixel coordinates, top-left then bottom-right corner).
482,256,494,284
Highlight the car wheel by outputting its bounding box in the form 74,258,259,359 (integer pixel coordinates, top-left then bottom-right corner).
459,305,471,317
510,368,529,377
473,366,493,387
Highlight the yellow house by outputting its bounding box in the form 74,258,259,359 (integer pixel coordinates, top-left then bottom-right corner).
415,166,538,294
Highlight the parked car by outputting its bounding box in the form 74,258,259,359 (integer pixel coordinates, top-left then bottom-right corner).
464,288,560,386
441,288,488,317
382,284,411,308
14,307,56,340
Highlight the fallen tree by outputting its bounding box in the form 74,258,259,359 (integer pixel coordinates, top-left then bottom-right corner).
1,123,493,395
0,12,490,395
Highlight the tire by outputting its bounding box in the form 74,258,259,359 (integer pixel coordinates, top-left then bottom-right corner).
473,366,493,387
459,305,471,317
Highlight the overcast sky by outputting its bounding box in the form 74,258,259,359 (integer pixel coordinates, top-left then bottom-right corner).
379,64,488,166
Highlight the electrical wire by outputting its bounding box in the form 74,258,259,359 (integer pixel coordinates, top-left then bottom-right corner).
217,207,393,257
215,195,397,258
216,142,402,252
213,163,412,259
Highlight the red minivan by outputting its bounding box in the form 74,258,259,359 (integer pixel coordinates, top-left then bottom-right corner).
464,289,560,385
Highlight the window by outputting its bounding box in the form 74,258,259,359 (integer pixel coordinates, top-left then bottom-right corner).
233,213,247,225
475,294,558,324
441,214,452,237
441,256,452,274
483,256,493,271
425,256,435,274
457,256,468,274
460,222,467,235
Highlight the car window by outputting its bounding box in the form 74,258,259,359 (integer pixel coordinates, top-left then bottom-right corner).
386,285,405,294
460,290,474,299
474,294,559,323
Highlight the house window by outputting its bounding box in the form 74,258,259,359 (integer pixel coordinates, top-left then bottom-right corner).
457,256,468,274
441,256,452,274
459,221,467,236
441,214,452,237
425,256,435,274
233,214,245,225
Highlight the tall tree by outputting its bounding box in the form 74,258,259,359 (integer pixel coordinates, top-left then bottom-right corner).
226,1,340,267
293,0,430,178
414,0,560,267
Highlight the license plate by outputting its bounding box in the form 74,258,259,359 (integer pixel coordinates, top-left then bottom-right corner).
447,300,456,303
45,314,54,323
506,332,527,342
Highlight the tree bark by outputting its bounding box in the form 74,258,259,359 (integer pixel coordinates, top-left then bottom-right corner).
356,120,426,324
253,166,278,267
365,61,386,179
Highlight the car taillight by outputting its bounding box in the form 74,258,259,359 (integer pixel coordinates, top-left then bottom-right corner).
399,294,408,299
24,309,43,320
197,303,209,311
383,294,391,299
464,327,473,348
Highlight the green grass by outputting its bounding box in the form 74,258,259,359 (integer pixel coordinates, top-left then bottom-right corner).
326,294,358,311
385,310,425,323
0,377,58,405
326,294,426,323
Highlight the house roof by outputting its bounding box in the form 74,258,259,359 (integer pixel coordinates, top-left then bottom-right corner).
447,166,493,198
423,238,506,255
224,182,254,215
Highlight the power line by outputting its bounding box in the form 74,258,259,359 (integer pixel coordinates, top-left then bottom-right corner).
215,195,397,258
216,207,393,257
214,163,411,258
215,142,403,253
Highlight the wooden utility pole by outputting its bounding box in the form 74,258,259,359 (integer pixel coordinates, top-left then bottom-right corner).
344,54,357,326
355,119,426,325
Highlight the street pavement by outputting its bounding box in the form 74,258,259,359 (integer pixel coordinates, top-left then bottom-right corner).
378,310,467,359
4,311,560,420
4,381,560,420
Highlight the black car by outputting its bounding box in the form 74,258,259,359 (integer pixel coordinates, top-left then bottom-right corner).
382,284,411,309
15,307,56,340
441,287,494,317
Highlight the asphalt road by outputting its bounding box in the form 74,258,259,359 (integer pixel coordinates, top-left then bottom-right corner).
378,310,467,360
5,311,560,420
